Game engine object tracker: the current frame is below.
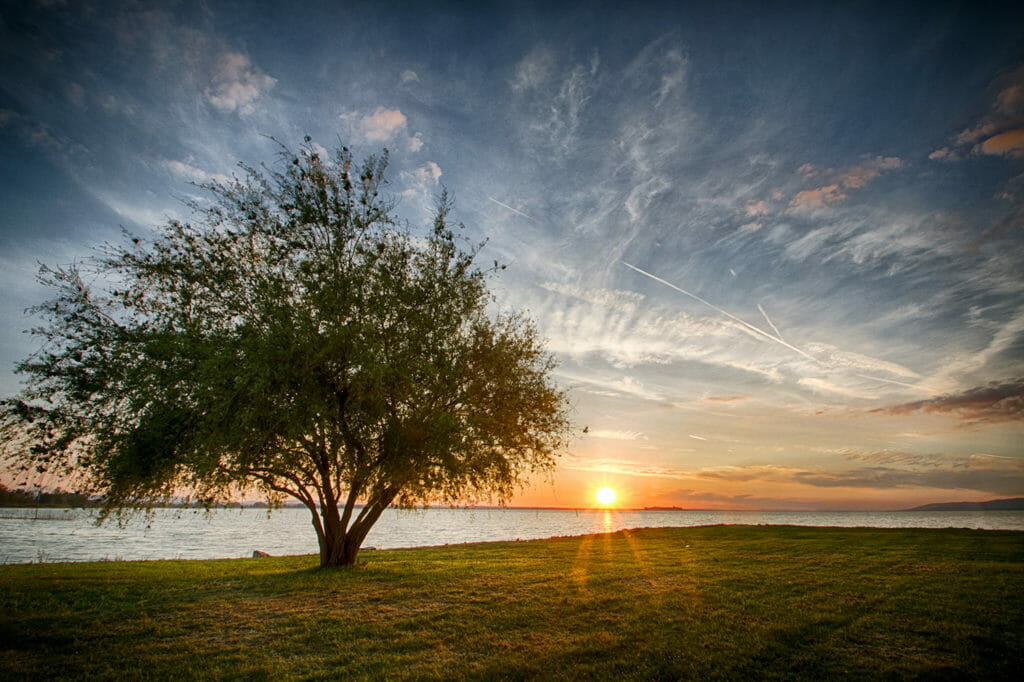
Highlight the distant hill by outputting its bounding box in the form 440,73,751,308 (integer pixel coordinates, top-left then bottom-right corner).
904,497,1024,511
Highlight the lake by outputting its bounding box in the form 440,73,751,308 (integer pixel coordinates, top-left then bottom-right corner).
2,506,1022,564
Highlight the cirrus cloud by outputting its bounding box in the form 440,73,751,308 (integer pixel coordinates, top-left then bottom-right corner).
871,379,1024,423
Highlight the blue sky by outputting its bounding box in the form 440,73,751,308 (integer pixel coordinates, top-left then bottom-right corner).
2,0,1022,509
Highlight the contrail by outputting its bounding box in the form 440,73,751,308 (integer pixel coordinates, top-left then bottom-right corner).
757,303,785,342
855,373,921,390
623,261,925,392
622,261,819,364
688,434,707,441
487,196,533,221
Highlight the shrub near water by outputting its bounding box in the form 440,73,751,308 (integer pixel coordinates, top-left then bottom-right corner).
1,525,1022,680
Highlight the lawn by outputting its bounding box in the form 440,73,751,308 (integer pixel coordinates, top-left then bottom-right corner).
1,525,1022,680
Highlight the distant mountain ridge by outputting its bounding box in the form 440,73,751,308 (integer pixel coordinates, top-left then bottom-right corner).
904,498,1024,511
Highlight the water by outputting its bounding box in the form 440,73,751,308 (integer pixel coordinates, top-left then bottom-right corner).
1,506,1022,564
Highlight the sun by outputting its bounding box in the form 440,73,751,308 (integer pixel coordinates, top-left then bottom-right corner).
595,487,617,506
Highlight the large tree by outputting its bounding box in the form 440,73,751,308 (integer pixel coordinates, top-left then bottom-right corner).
1,139,571,566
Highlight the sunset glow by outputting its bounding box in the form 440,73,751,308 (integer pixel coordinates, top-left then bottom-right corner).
0,1,1022,512
595,487,617,507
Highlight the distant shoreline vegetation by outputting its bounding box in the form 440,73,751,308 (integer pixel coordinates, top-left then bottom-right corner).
0,484,307,510
0,484,96,508
1,484,1022,512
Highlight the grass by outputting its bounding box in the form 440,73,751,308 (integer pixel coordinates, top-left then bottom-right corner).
1,525,1022,680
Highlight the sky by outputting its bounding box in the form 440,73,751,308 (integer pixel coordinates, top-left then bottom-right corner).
1,0,1022,511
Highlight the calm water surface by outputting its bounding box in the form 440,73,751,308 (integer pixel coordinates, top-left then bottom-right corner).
1,507,1022,564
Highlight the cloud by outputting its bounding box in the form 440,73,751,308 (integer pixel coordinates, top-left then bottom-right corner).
799,377,875,399
698,460,1024,496
560,374,667,403
588,430,646,441
695,464,803,482
803,343,920,380
928,147,957,162
831,448,946,467
872,379,1024,423
0,109,64,152
933,66,1024,161
835,156,903,189
345,107,424,151
745,200,769,216
512,47,599,153
541,282,645,312
789,157,902,210
659,489,823,510
160,159,230,185
511,46,556,91
789,465,1024,496
562,453,1023,499
541,285,761,371
400,70,419,83
400,161,442,197
413,161,442,184
790,184,846,209
204,51,275,114
360,107,408,142
978,128,1024,158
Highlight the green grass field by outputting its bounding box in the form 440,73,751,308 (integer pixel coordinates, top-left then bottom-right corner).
1,525,1022,680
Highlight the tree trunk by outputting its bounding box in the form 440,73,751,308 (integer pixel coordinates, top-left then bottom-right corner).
314,508,362,567
310,491,398,567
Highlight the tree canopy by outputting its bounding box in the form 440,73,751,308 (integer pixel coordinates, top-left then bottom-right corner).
1,139,572,566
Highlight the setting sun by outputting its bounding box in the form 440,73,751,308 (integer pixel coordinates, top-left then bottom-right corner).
595,487,617,506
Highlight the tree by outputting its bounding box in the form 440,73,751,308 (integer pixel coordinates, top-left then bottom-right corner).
1,139,572,567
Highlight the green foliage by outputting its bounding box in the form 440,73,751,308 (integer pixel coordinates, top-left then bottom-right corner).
1,526,1022,679
1,139,572,565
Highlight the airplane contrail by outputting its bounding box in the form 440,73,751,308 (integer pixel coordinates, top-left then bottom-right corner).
757,303,785,342
855,373,921,389
622,261,819,364
622,262,924,393
487,196,533,221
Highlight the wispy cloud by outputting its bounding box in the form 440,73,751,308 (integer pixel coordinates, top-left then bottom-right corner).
511,47,600,154
658,489,824,510
622,261,821,364
789,465,1024,496
872,379,1024,423
588,430,646,441
510,46,556,92
160,159,230,185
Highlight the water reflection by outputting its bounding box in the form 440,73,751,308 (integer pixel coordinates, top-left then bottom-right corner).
1,507,1022,564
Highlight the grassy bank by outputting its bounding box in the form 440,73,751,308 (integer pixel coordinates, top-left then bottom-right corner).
2,525,1022,680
